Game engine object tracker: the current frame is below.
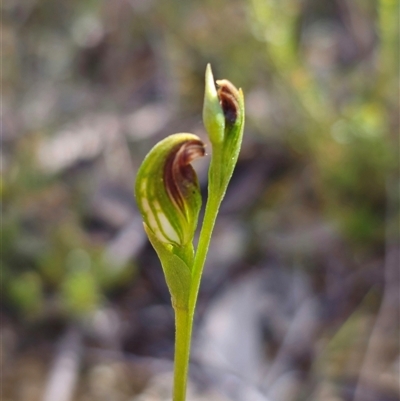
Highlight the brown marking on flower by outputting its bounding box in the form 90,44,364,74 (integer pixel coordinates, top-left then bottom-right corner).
163,139,205,214
216,79,240,125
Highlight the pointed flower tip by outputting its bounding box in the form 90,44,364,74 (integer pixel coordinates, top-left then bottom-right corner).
203,64,225,145
205,64,217,97
135,133,205,247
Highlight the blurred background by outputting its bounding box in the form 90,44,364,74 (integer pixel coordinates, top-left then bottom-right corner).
2,0,399,400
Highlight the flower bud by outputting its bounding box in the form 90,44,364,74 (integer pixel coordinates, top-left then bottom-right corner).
203,64,244,146
202,64,245,197
135,133,206,249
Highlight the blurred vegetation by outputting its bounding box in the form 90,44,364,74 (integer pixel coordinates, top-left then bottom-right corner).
2,0,398,320
1,0,398,398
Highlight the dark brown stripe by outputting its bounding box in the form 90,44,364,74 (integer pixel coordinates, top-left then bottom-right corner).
217,79,240,125
163,139,205,214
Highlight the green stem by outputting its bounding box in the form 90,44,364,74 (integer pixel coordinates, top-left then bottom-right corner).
173,154,227,401
173,307,192,401
172,197,221,401
188,192,222,315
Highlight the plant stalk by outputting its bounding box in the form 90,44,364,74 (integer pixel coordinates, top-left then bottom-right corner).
189,194,222,316
173,307,192,401
173,154,226,401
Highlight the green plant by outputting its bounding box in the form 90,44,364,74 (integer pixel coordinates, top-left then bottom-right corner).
134,64,245,401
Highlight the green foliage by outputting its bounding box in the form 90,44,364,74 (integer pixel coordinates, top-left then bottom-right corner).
8,272,44,318
2,137,135,319
247,0,397,252
61,268,100,316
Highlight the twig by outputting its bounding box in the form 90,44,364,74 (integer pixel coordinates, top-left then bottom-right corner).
42,325,83,401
